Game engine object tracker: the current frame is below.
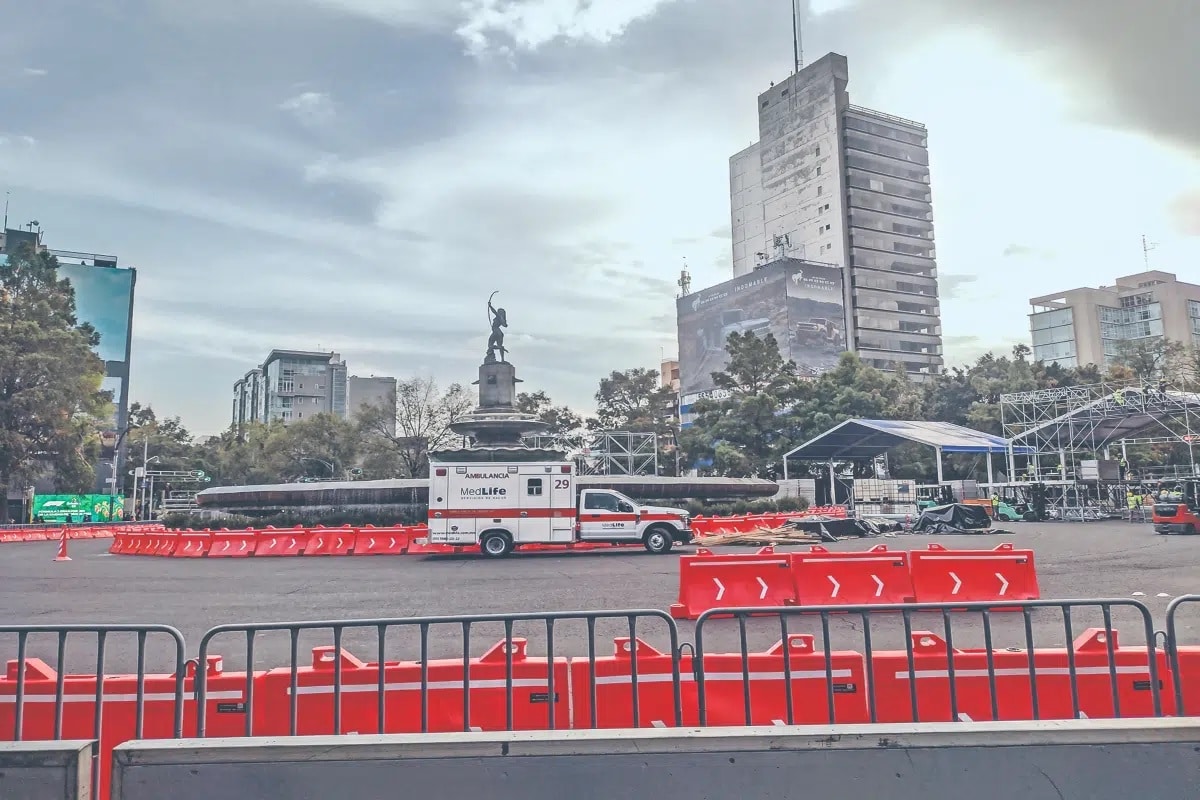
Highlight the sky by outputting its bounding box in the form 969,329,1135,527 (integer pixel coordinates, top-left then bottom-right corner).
1,0,1197,435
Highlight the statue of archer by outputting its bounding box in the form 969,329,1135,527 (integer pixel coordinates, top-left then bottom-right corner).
485,291,508,363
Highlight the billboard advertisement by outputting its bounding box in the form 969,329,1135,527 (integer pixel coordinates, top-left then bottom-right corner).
676,258,846,401
32,494,124,523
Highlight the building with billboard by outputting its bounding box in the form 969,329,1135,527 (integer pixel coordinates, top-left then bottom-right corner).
729,52,944,378
676,257,845,425
0,227,136,503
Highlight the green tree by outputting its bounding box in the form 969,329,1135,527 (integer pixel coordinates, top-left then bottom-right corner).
681,332,803,478
0,244,110,502
592,368,675,434
265,413,361,481
516,390,584,436
1111,338,1185,381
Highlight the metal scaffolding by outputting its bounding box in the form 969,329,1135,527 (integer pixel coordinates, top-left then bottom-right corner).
999,380,1200,519
522,431,660,476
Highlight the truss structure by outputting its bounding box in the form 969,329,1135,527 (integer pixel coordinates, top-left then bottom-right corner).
522,431,660,476
1000,379,1200,479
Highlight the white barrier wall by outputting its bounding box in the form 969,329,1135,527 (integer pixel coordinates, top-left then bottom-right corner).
0,740,92,800
113,719,1200,800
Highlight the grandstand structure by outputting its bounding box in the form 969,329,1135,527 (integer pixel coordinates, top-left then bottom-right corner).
1000,380,1200,518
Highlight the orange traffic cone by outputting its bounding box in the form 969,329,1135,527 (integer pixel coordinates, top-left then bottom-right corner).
54,528,71,562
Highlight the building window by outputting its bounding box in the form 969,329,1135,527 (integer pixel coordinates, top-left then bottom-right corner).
815,145,821,157
817,185,823,196
816,165,822,176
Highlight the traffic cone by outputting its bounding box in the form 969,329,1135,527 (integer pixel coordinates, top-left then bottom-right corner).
54,528,71,562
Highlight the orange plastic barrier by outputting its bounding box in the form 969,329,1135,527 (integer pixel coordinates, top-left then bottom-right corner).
908,543,1040,605
869,628,1172,723
0,654,255,800
699,634,869,726
173,530,212,558
1170,647,1200,716
568,637,696,728
254,529,309,556
207,530,258,558
352,528,410,555
789,545,915,607
670,546,796,620
303,529,356,556
252,639,569,735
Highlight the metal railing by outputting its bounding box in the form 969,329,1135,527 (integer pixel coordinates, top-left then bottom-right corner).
1,624,187,800
693,599,1164,726
1165,594,1200,717
194,609,683,737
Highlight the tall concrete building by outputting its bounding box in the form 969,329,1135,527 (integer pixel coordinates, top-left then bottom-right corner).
232,350,347,427
1029,271,1200,369
729,52,943,377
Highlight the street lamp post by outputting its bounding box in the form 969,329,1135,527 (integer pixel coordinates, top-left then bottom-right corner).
299,456,337,480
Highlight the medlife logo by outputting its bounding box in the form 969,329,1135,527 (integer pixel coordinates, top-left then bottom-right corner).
461,486,507,497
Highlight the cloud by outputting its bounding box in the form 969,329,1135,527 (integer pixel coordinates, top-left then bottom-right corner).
850,0,1200,155
1001,243,1056,259
456,0,679,55
22,67,47,76
937,273,977,298
278,91,335,126
1168,191,1200,236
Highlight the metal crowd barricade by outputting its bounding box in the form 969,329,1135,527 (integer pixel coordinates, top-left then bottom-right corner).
1165,594,1200,716
692,599,1164,726
0,623,187,800
195,609,684,737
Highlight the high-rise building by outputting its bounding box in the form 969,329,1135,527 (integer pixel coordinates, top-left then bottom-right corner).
348,375,398,435
729,52,943,377
231,354,401,431
232,350,347,427
1029,270,1200,369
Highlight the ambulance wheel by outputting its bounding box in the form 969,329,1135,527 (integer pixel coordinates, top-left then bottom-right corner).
643,526,673,554
480,531,514,558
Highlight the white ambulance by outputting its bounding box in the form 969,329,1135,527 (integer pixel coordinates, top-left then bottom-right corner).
428,460,692,558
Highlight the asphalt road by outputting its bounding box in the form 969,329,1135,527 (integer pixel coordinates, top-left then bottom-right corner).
2,521,1198,673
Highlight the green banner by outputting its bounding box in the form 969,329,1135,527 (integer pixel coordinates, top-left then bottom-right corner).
31,494,124,523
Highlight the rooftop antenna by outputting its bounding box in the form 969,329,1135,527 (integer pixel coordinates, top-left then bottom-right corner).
677,260,692,297
1141,234,1158,270
3,191,8,230
791,0,804,73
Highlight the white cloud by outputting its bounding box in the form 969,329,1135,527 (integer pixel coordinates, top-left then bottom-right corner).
278,91,335,126
456,0,678,55
22,67,47,76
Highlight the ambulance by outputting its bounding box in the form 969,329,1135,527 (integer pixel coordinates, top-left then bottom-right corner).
428,459,693,557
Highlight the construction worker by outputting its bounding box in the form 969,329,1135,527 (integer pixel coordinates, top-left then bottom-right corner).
1113,389,1125,406
991,492,1001,521
1119,457,1128,481
1127,489,1140,522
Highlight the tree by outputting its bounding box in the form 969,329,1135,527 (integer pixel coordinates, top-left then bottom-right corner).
0,244,110,504
712,331,796,396
1111,338,1185,381
516,390,584,436
593,368,675,433
357,378,472,478
681,332,804,478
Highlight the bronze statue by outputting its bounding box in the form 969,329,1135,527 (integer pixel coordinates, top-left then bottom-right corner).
486,291,508,363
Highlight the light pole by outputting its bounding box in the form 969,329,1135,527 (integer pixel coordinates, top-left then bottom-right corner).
298,456,337,480
143,456,160,520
